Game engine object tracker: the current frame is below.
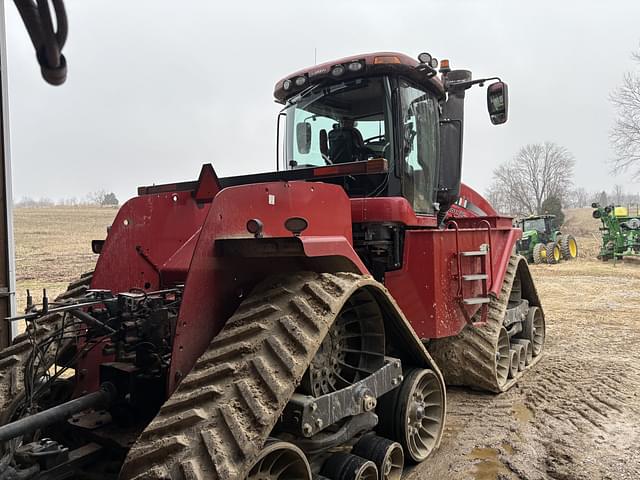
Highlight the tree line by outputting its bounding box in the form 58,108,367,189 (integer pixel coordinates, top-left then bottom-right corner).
14,190,119,208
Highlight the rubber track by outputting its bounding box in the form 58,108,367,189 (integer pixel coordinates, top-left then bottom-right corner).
0,273,93,417
121,272,402,480
429,255,544,393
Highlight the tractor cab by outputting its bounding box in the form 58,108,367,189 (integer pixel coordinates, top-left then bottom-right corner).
517,215,557,238
274,52,508,220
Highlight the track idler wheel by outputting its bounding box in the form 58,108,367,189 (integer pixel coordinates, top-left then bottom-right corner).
495,327,511,389
508,349,518,379
321,453,378,480
514,344,526,371
512,338,533,366
247,439,312,480
521,306,545,356
352,435,404,480
377,368,444,463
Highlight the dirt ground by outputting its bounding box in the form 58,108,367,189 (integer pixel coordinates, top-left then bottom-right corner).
13,206,116,314
412,209,640,479
11,207,640,479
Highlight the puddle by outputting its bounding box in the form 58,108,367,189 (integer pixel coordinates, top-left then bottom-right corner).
468,447,511,480
512,402,534,423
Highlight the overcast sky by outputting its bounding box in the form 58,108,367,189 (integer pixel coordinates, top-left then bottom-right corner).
4,0,640,203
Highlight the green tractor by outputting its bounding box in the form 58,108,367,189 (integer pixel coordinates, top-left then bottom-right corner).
592,203,640,261
515,215,578,265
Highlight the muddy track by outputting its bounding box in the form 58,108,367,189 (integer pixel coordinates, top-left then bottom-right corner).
0,272,93,417
121,272,407,480
409,261,640,480
429,254,543,393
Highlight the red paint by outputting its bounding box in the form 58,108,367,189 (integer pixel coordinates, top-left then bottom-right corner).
168,181,360,392
76,165,522,396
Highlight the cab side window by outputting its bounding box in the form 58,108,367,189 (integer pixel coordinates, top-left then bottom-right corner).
399,81,439,214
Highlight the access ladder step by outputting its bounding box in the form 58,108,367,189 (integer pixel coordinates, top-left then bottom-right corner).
461,250,488,257
462,297,491,305
462,274,488,281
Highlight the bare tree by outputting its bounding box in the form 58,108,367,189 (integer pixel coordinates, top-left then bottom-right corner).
610,46,640,178
487,142,575,215
612,184,625,204
570,187,589,208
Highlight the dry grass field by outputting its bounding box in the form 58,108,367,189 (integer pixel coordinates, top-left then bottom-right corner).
14,206,117,313
10,206,640,479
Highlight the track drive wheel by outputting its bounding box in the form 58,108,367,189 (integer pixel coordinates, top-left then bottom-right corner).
532,243,546,264
247,439,311,480
545,242,560,264
560,234,578,260
520,306,545,356
377,368,445,463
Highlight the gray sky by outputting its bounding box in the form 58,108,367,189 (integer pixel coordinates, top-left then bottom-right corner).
5,0,640,203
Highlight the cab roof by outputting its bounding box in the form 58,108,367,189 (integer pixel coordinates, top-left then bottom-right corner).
273,51,445,103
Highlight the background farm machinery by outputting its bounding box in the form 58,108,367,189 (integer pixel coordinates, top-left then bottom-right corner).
592,203,640,261
515,215,578,264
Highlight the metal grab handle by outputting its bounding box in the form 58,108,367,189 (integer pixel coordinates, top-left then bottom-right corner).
478,219,494,290
446,220,463,299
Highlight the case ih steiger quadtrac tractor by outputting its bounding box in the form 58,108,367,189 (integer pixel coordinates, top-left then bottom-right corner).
0,52,545,480
515,215,578,264
593,203,640,261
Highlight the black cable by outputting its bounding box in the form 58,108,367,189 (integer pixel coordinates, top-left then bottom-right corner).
12,0,68,85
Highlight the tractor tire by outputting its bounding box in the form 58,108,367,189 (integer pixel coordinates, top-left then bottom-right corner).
532,243,547,264
121,272,446,480
560,235,578,260
545,242,560,264
0,273,93,418
428,254,545,393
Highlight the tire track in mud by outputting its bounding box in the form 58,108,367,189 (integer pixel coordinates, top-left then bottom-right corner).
409,262,640,480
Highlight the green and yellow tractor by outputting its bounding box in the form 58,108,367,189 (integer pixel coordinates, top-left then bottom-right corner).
515,215,578,264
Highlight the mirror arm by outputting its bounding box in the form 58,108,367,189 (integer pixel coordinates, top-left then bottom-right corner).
446,76,501,92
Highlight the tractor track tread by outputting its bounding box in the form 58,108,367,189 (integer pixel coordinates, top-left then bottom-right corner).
0,273,93,417
120,271,382,480
429,255,544,392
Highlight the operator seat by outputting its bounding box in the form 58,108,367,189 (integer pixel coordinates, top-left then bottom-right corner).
328,122,367,164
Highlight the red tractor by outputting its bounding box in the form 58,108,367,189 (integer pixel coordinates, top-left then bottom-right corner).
0,52,544,480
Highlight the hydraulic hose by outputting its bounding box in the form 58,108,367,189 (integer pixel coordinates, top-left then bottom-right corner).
12,0,68,85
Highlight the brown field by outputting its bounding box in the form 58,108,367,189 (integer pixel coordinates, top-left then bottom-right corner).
11,206,640,479
14,206,117,313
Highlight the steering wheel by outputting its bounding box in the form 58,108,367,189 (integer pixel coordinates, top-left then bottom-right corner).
363,134,386,144
322,153,333,165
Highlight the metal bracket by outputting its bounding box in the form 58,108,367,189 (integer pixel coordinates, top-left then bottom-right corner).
280,357,402,437
503,299,529,327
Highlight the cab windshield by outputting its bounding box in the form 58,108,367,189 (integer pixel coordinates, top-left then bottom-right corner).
282,78,392,169
523,218,546,232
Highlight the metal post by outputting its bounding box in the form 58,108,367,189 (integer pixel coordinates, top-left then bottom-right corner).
0,2,17,347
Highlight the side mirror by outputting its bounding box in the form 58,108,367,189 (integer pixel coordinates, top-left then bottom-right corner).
296,122,312,154
487,81,508,125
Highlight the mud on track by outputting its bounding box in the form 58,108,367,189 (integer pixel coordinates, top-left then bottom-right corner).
413,259,640,479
